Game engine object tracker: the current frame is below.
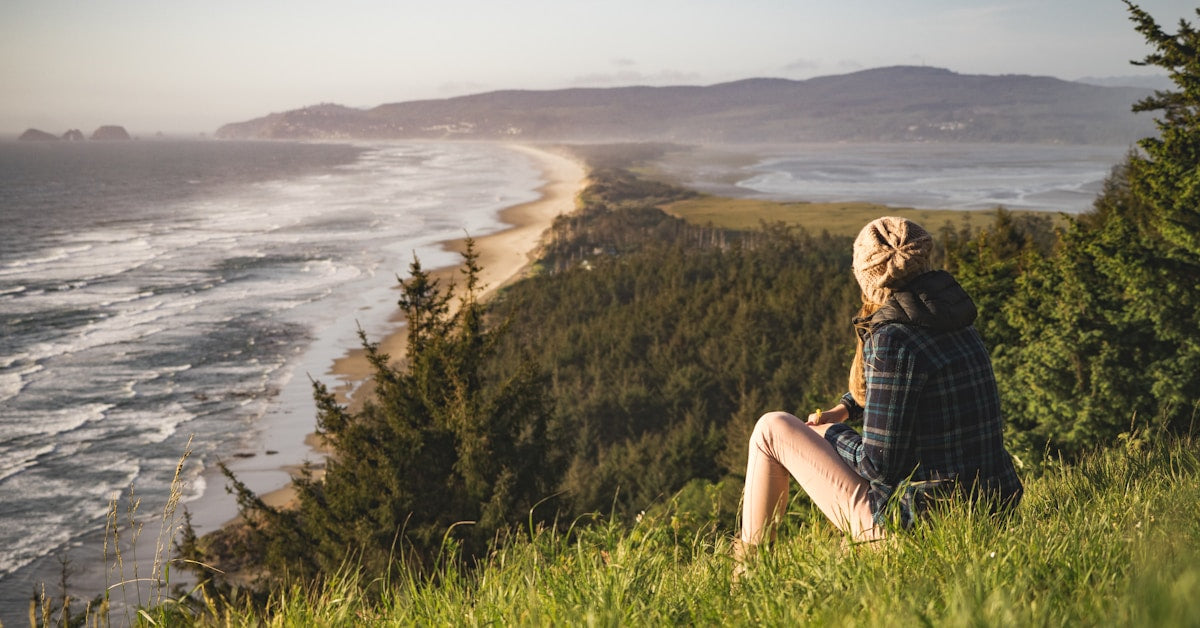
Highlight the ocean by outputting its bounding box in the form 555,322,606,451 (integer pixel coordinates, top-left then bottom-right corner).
0,140,544,618
0,139,1128,619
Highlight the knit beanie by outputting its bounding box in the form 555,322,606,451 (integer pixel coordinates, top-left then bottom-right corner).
852,217,934,304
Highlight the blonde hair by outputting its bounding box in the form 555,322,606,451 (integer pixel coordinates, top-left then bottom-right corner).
849,299,884,406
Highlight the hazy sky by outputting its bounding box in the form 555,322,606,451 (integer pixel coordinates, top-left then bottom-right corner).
1,0,1194,135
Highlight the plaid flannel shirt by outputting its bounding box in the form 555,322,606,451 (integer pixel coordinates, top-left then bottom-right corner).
825,279,1023,527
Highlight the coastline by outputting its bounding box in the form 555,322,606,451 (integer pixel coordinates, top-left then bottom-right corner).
254,143,587,511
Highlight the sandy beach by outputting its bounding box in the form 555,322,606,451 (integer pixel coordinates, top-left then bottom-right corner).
256,143,587,510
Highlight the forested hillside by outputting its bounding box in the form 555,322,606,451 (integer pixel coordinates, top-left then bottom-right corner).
486,172,864,518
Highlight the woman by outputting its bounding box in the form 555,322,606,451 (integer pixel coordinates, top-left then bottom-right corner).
738,217,1023,558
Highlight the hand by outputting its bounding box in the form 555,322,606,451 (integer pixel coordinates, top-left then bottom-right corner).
806,403,849,426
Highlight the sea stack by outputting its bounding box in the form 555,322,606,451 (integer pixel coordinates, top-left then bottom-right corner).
91,125,132,140
62,129,85,141
18,128,60,141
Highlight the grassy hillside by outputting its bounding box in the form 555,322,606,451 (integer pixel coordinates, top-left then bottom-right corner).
155,434,1200,626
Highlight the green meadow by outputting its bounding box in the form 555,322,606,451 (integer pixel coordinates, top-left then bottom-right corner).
663,195,1065,237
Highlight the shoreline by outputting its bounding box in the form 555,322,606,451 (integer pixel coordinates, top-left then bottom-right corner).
253,143,587,512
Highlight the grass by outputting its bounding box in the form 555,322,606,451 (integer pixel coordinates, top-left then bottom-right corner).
152,432,1200,626
662,195,1066,237
29,436,215,627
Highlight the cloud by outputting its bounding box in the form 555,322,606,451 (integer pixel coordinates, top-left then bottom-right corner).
569,69,701,87
782,57,868,78
437,81,492,96
611,57,637,68
783,58,820,73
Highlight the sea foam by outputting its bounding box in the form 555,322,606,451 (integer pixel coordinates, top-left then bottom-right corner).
0,140,546,611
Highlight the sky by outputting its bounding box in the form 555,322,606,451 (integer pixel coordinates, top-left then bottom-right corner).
1,0,1194,135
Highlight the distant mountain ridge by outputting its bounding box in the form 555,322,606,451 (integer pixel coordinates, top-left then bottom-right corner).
216,66,1155,144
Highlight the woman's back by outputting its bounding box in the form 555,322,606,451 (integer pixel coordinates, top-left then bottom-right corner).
855,270,1023,522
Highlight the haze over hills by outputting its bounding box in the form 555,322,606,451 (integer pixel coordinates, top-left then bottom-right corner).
215,66,1156,145
1075,74,1175,91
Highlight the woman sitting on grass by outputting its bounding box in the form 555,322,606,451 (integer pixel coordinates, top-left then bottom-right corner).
737,217,1023,563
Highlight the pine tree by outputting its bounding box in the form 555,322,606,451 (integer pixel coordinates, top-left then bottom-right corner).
987,4,1200,458
190,241,557,590
1122,1,1200,420
1125,1,1200,259
943,208,1055,351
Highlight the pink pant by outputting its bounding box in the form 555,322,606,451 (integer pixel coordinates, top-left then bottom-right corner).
741,412,880,544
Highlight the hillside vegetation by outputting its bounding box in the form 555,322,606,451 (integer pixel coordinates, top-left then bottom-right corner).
166,434,1200,625
39,4,1199,625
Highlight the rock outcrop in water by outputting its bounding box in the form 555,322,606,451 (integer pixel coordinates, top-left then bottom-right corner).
17,127,130,141
18,128,60,141
90,125,132,140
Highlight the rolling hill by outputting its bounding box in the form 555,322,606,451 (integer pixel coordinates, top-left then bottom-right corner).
216,66,1155,144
